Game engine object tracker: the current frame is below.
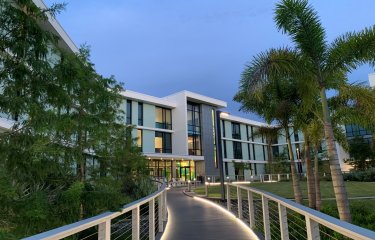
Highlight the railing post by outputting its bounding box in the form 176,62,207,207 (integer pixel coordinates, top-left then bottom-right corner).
247,190,255,230
306,217,320,240
287,174,290,180
98,219,110,240
132,206,140,240
278,174,281,182
227,183,231,211
262,195,271,240
270,174,273,182
149,198,155,240
237,186,243,219
163,191,167,221
278,203,289,240
158,194,164,232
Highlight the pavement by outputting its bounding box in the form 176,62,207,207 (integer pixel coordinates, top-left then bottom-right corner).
162,188,255,240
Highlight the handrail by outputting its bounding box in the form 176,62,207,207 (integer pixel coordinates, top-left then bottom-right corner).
24,182,168,240
227,183,375,240
234,184,375,239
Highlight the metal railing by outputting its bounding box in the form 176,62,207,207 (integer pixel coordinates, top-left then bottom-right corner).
24,182,168,240
204,173,311,183
225,183,375,240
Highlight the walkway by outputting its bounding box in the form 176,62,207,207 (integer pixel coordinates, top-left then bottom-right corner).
163,188,254,240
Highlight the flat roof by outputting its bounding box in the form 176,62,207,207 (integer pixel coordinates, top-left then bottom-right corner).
220,113,270,127
121,90,177,108
165,90,227,108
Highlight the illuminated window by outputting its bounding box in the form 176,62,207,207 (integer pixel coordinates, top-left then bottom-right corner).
137,129,142,148
155,107,172,129
155,131,172,153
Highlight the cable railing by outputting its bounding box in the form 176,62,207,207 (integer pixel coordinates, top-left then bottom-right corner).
24,182,168,240
204,173,312,183
224,183,375,240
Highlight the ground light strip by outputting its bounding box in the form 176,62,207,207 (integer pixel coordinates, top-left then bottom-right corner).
160,206,172,240
192,196,260,240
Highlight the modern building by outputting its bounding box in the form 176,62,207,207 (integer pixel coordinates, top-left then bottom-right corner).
121,90,308,181
0,0,355,181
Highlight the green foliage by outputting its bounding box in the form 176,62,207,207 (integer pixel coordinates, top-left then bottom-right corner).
345,137,375,171
0,1,152,238
343,169,375,182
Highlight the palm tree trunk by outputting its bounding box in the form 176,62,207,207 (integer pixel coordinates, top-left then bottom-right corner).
304,134,316,209
267,143,273,174
320,87,351,222
285,127,303,204
314,145,322,211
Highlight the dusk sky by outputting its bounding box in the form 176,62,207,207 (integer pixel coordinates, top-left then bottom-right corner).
45,0,375,122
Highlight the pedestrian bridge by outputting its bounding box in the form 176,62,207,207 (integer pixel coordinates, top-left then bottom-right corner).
25,182,375,240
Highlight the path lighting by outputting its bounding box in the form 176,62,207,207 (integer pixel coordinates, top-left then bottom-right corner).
193,178,197,188
226,176,230,183
205,177,211,196
188,180,191,192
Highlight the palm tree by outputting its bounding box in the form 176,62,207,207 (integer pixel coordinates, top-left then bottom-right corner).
235,77,303,204
239,0,375,221
252,126,280,174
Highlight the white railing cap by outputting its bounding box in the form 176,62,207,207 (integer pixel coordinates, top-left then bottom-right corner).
232,183,375,240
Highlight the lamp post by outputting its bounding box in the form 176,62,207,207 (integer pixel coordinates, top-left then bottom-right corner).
205,177,211,196
188,180,191,192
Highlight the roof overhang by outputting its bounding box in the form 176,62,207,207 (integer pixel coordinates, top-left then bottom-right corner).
32,0,79,53
144,153,204,161
121,90,177,108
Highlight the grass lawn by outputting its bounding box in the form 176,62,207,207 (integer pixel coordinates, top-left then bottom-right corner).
194,181,375,199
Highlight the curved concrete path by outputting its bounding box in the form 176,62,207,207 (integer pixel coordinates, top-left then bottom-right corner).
162,188,254,240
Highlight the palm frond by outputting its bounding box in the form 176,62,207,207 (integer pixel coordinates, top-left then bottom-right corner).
325,25,375,75
239,47,302,97
274,0,327,65
330,83,375,132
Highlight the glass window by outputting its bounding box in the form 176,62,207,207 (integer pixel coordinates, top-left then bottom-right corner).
222,120,226,137
233,141,242,159
223,140,227,158
126,100,132,124
187,102,202,155
232,123,241,139
155,132,172,153
137,129,142,148
138,103,143,126
155,107,172,129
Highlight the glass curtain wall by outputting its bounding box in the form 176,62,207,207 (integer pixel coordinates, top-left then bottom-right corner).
155,107,172,129
187,102,202,155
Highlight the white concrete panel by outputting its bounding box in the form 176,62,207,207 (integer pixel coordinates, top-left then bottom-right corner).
242,143,249,160
224,121,232,139
226,140,233,159
369,73,375,88
240,124,247,141
143,130,155,154
163,92,188,155
132,101,138,126
143,104,155,128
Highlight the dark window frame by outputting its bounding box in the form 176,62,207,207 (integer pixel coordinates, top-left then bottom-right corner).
187,102,202,156
126,100,132,124
138,102,143,126
233,141,243,159
155,107,172,130
155,131,172,153
232,122,241,140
